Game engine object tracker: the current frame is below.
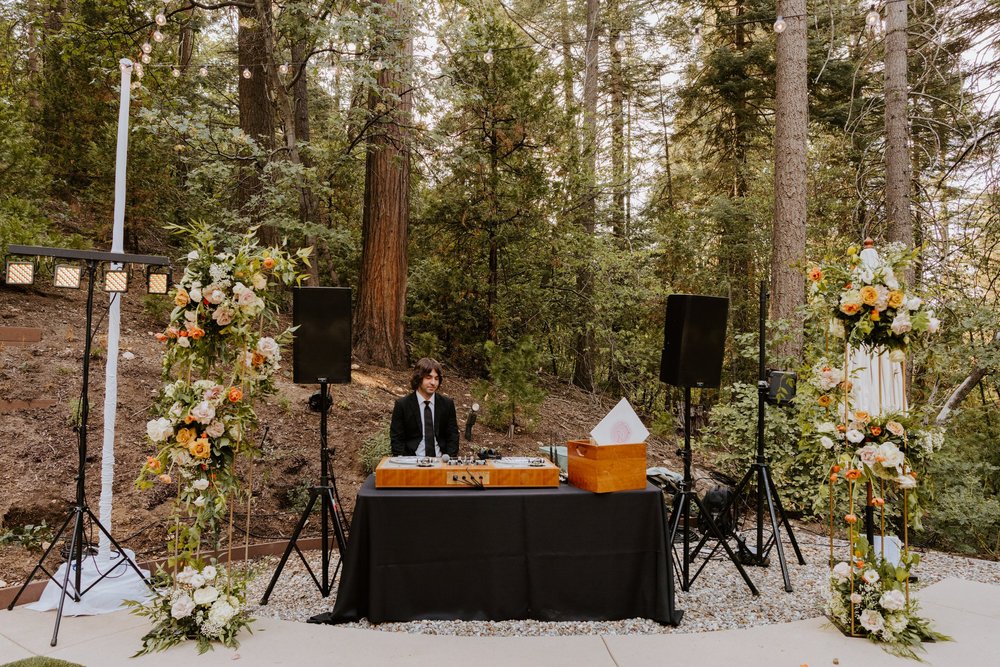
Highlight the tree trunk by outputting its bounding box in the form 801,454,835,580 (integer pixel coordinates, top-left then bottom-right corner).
936,331,1000,425
237,0,275,242
572,0,600,392
26,0,40,110
177,7,195,70
770,0,808,361
885,1,912,262
354,0,412,369
291,39,322,286
609,19,625,242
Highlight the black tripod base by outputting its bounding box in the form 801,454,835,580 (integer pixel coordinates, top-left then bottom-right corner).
260,485,348,604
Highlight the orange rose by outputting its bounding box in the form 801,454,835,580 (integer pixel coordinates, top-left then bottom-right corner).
252,351,266,367
158,473,172,484
184,414,194,424
845,469,862,481
855,559,865,568
840,302,861,316
870,425,882,436
860,286,879,306
228,387,243,403
263,257,276,270
189,438,211,459
872,497,885,507
830,473,838,482
174,289,190,307
832,465,841,473
146,456,162,473
887,290,904,309
154,333,168,342
854,411,870,423
844,513,858,524
818,394,832,407
836,423,847,433
808,266,823,281
189,327,205,340
176,427,195,444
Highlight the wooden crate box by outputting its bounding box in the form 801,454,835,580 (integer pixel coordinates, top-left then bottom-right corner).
566,439,647,493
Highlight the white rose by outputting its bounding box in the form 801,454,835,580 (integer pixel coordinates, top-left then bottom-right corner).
877,442,905,469
206,420,225,438
846,429,866,444
237,289,257,306
832,561,851,582
187,250,200,261
193,496,206,507
850,592,862,604
883,269,899,290
897,474,917,489
257,337,280,360
201,565,218,582
190,400,216,424
858,267,875,283
252,273,267,290
879,589,906,611
208,599,236,626
189,287,202,303
193,585,219,605
820,436,835,450
862,569,880,584
860,609,885,634
146,417,174,443
906,296,922,311
858,444,879,466
175,566,197,585
928,317,940,334
890,312,912,335
192,478,210,491
170,594,196,619
817,421,836,434
205,286,225,305
188,573,206,589
171,448,193,467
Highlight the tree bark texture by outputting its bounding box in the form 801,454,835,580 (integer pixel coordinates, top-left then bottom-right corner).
354,0,412,369
936,330,1000,425
770,0,808,360
237,0,275,241
572,0,600,392
884,0,912,256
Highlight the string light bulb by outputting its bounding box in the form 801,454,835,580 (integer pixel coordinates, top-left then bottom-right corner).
134,62,144,78
614,36,625,52
155,13,167,26
199,66,208,77
373,59,384,71
774,15,787,33
483,49,494,64
141,42,152,54
153,30,164,42
140,53,151,64
171,67,180,77
279,62,289,75
865,4,880,27
692,26,702,49
242,67,252,79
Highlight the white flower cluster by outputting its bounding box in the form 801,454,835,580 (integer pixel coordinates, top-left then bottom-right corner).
828,560,913,643
166,564,242,639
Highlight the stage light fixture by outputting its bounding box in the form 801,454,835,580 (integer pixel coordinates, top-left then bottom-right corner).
54,264,83,289
146,266,170,294
103,268,129,293
5,259,35,285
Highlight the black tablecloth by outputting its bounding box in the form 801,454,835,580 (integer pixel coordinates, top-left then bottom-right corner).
309,476,679,625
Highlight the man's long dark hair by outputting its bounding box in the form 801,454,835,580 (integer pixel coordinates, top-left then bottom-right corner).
410,357,444,391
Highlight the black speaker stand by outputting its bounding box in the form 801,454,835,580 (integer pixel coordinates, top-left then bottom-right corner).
261,380,349,603
667,387,759,595
706,282,805,591
5,260,149,646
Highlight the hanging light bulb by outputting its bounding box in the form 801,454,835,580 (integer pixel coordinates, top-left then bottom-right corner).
614,36,626,52
141,42,152,54
346,42,356,53
692,26,702,49
134,62,144,78
242,67,252,79
155,13,167,26
153,30,164,42
483,48,494,64
774,15,787,33
140,53,151,64
866,4,881,27
199,66,208,77
279,62,289,75
171,67,180,77
373,59,384,71
131,80,141,90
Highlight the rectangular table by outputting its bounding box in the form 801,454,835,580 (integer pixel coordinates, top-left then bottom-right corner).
310,476,680,625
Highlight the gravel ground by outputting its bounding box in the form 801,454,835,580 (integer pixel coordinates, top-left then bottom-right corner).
243,529,1000,636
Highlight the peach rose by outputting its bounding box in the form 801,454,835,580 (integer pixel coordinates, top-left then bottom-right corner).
840,302,861,316
174,289,190,307
189,438,211,459
263,257,275,270
175,427,195,445
158,474,172,484
189,327,205,340
146,456,162,473
251,351,266,367
870,425,882,437
808,266,823,281
887,290,904,309
818,394,832,407
845,469,862,481
860,286,879,306
844,513,858,524
228,387,243,403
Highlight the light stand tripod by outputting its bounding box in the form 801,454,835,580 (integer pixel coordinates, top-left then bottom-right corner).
5,258,151,646
667,386,759,595
709,282,805,592
261,380,349,602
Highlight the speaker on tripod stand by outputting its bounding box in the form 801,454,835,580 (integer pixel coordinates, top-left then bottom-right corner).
660,294,758,595
261,286,352,603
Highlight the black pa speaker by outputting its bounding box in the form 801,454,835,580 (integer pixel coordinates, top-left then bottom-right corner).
659,294,729,388
292,287,352,385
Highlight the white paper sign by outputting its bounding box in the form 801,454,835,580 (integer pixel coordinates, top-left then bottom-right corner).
589,397,649,445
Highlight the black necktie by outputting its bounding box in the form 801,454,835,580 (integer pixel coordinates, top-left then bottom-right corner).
423,400,435,458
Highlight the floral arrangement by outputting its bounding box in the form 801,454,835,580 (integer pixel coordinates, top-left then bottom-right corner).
805,241,940,353
827,537,948,658
133,221,308,654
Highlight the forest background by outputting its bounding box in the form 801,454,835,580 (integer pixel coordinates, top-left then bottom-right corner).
0,0,998,558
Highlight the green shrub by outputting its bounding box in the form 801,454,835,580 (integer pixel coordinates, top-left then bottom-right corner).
473,339,546,435
360,423,391,474
0,522,53,553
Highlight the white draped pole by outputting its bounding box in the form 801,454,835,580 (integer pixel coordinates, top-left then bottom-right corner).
97,58,133,561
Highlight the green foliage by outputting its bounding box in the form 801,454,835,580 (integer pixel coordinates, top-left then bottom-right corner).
360,423,391,474
3,658,86,667
473,339,547,434
0,522,52,553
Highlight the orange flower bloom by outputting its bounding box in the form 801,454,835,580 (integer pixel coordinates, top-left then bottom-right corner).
174,289,190,307
818,394,832,407
870,309,881,321
158,473,172,484
844,513,858,524
855,559,865,569
830,473,838,482
146,456,162,473
228,387,243,403
263,257,276,270
836,423,847,433
854,411,870,423
870,425,882,436
252,351,266,367
887,290,904,309
176,427,195,444
154,333,168,342
189,438,211,459
860,286,879,306
808,266,823,281
189,327,205,340
840,302,861,316
832,465,841,473
873,497,886,507
845,469,862,481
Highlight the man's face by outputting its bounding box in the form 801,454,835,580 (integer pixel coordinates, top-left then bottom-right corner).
419,370,440,397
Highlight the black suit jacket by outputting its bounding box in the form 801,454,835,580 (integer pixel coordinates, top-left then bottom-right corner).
389,392,460,457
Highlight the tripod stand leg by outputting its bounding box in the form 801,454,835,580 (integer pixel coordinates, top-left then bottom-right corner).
51,509,85,646
83,507,151,587
766,467,805,565
6,508,75,610
260,489,319,604
691,493,759,596
760,469,793,592
666,492,691,591
692,465,755,560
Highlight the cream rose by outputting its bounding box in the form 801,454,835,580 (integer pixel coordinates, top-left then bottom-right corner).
146,417,174,443
193,585,219,605
860,609,885,634
879,589,906,611
170,594,196,619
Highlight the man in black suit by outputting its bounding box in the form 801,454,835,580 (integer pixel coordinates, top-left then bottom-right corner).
390,357,460,457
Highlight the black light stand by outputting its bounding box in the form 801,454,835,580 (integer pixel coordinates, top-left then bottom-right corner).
260,380,349,602
667,387,760,595
4,246,168,646
702,281,805,592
